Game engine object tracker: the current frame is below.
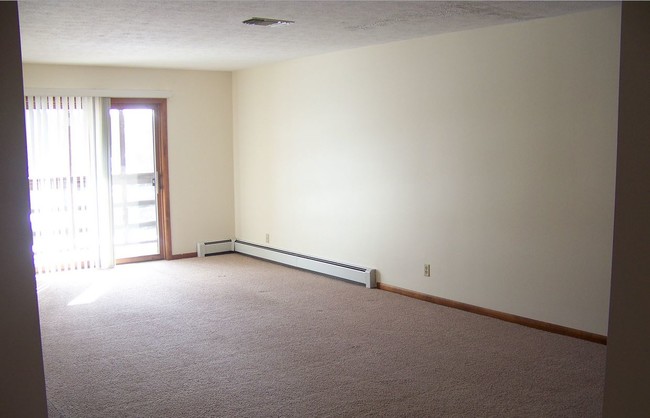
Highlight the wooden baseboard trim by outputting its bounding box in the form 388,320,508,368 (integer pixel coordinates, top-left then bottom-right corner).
377,283,607,345
170,252,197,260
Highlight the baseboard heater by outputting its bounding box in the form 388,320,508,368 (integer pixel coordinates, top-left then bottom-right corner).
197,239,234,257
233,240,377,288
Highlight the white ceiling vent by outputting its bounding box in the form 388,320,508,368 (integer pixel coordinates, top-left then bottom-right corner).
242,17,295,27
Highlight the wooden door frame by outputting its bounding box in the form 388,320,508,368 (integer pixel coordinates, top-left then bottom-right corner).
110,98,172,262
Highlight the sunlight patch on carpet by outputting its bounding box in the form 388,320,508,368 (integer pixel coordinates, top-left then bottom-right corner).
68,282,110,306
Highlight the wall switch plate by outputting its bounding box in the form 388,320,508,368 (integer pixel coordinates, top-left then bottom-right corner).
424,264,431,277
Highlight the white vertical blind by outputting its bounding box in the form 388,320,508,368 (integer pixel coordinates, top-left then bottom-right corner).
24,96,114,273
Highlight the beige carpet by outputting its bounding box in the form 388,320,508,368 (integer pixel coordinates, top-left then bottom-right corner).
37,254,606,417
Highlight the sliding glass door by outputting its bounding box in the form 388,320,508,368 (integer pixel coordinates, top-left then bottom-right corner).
109,99,169,263
25,96,170,271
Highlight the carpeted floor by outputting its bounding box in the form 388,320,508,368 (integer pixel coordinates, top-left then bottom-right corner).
37,254,606,417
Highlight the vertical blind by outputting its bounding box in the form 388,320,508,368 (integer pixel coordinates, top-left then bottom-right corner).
24,96,114,273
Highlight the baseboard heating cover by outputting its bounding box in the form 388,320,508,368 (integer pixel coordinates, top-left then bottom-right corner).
197,240,234,257
233,240,377,288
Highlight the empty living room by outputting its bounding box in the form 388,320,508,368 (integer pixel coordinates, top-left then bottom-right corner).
1,1,649,417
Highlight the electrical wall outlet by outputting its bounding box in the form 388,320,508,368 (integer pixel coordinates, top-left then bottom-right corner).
424,264,431,277
265,233,270,244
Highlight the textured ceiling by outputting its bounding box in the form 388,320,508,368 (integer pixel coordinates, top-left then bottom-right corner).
18,1,614,71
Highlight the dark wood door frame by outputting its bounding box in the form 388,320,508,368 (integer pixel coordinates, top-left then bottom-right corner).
110,98,172,262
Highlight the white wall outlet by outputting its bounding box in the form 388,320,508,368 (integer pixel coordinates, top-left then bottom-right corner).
265,233,270,244
424,264,431,277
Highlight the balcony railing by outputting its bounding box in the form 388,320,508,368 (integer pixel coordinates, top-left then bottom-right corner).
29,175,98,273
28,172,159,272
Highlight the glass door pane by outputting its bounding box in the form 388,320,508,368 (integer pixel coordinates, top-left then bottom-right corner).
109,108,160,259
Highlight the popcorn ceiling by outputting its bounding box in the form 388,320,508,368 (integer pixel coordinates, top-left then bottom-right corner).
18,1,612,71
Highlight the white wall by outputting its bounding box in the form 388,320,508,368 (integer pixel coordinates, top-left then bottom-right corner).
233,7,621,335
22,64,234,254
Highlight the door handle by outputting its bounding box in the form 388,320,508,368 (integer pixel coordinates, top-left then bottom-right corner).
152,172,160,192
